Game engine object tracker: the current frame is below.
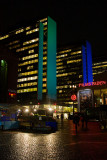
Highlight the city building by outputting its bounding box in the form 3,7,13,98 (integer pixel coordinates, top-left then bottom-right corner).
57,41,93,108
0,46,18,103
0,16,95,116
0,17,57,105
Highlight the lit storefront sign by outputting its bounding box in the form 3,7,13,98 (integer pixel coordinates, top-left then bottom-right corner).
79,81,106,87
71,94,77,101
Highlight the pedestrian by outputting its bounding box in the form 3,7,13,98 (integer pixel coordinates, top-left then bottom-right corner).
73,113,80,134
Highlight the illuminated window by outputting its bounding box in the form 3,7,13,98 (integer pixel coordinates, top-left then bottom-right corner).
67,59,82,64
28,49,34,54
16,43,38,52
43,62,47,65
27,66,33,70
59,90,62,93
8,40,19,46
18,70,38,77
17,88,37,93
17,82,37,88
18,59,38,66
43,84,46,87
43,57,47,60
43,72,46,76
21,54,38,61
9,44,20,50
42,89,46,93
15,29,24,34
23,38,39,46
26,26,30,30
57,62,63,66
43,78,46,81
26,28,39,35
0,35,9,40
40,18,47,22
18,76,38,82
57,73,68,77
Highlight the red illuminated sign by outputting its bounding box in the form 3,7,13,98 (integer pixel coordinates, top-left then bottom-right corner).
9,92,16,96
71,94,77,101
79,81,106,87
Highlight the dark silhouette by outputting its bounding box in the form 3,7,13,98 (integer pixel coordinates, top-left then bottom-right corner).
73,113,80,134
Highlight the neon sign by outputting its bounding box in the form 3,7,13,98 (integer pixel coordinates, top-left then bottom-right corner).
79,81,106,87
71,94,77,101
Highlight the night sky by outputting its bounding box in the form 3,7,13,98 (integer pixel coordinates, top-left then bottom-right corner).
0,0,107,58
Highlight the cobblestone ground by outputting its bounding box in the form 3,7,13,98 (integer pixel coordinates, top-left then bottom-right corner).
0,120,107,160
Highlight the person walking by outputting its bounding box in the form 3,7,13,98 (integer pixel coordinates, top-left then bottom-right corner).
73,113,80,134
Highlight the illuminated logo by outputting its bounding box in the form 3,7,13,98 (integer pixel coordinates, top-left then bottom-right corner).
71,94,77,101
79,81,106,87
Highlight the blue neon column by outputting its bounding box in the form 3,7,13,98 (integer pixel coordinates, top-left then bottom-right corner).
82,45,87,83
37,22,44,100
86,41,93,83
47,16,57,100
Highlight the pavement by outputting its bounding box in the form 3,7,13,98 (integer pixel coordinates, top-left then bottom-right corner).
0,120,107,160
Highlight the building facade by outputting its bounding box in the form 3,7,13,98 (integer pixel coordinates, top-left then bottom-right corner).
57,41,93,107
0,17,57,105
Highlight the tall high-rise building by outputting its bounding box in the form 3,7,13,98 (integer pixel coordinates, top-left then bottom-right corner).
57,41,93,106
0,17,57,105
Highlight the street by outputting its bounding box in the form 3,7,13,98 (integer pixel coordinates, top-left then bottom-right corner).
0,120,107,160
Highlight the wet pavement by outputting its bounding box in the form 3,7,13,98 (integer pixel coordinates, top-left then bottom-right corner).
0,120,107,160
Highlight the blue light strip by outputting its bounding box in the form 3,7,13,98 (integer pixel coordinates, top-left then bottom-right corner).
37,22,44,100
82,45,87,83
86,41,93,83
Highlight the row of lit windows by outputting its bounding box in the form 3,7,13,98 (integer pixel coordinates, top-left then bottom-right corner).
28,49,34,54
57,62,63,66
57,50,81,58
67,59,82,64
58,49,71,54
18,59,38,66
16,43,38,52
23,38,39,46
8,40,19,46
93,71,105,75
17,88,47,93
26,26,30,30
26,28,39,35
57,66,64,70
0,35,9,40
18,76,38,82
42,89,46,93
57,54,67,59
92,64,107,69
57,72,76,77
39,18,47,22
17,88,37,93
57,85,77,89
18,70,38,77
9,44,20,50
16,29,24,34
17,82,46,88
93,61,107,66
17,82,37,88
43,72,46,76
20,54,38,61
27,65,33,70
43,62,47,65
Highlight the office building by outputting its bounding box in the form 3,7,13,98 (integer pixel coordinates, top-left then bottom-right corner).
57,41,93,106
0,17,57,105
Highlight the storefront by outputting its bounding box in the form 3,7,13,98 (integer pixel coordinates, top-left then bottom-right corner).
77,81,107,112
